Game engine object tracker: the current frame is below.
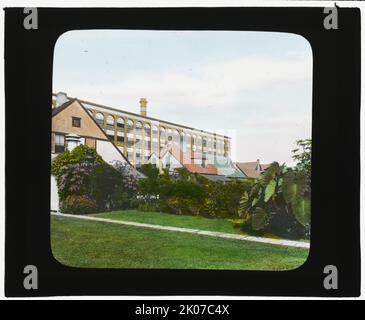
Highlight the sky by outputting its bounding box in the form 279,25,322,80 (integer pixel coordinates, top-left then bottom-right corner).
53,30,312,166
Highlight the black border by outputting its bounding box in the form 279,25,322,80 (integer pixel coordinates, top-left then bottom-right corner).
4,7,361,297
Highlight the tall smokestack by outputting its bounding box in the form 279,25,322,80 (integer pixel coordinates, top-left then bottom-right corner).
140,98,147,116
255,159,261,171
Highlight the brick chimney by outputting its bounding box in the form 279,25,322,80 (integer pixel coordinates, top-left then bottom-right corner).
140,98,147,116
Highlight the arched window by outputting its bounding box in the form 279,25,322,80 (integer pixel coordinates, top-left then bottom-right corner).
166,128,173,142
126,119,134,134
186,133,191,149
160,127,166,141
144,123,151,137
173,130,179,145
152,125,158,136
202,137,207,148
106,115,114,125
191,135,196,146
196,136,202,149
117,117,124,131
135,121,143,136
106,115,115,130
207,138,212,147
217,140,223,155
95,113,104,127
180,132,185,146
126,120,135,149
191,135,198,151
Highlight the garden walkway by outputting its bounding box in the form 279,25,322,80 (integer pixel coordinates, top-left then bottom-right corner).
51,212,310,249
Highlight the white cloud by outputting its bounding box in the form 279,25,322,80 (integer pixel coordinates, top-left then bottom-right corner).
54,54,311,110
54,54,312,164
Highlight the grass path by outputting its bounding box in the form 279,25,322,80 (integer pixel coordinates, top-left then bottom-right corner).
51,215,309,270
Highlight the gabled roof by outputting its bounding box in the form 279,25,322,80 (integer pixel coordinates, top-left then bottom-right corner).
206,155,246,178
160,144,218,175
185,163,218,175
160,144,192,165
52,99,134,168
51,98,77,117
235,161,270,178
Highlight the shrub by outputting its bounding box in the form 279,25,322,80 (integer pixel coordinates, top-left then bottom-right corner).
136,164,163,211
158,168,206,216
113,161,138,209
88,162,125,211
56,160,95,202
60,195,98,214
51,144,104,176
200,178,253,218
137,202,160,212
136,165,252,218
54,146,137,213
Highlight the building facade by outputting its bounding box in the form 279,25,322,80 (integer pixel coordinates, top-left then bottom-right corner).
52,92,231,168
51,98,132,167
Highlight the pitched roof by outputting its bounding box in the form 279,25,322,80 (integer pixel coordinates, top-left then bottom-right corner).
184,163,218,175
206,155,246,178
160,144,192,165
51,99,77,117
51,99,134,168
52,93,230,139
200,174,229,182
235,161,270,178
160,144,218,175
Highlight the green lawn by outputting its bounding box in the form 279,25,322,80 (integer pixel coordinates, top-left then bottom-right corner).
90,210,248,236
51,215,309,270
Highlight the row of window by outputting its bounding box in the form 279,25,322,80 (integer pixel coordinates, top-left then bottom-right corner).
91,111,229,149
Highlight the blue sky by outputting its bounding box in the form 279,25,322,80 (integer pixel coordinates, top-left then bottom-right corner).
53,30,312,165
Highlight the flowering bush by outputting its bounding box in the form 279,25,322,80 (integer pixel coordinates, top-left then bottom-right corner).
56,160,95,202
53,146,138,213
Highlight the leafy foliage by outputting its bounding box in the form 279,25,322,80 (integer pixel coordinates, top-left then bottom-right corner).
136,165,251,218
157,168,206,216
200,178,253,218
238,161,311,239
51,144,104,176
56,156,96,201
60,195,98,215
251,207,269,231
292,139,311,183
112,161,138,209
53,145,137,214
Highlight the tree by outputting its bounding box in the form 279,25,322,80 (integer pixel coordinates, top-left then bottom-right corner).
292,139,311,184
